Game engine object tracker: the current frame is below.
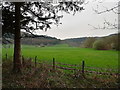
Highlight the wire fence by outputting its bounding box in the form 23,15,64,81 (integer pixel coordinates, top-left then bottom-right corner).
32,56,119,76
4,54,119,76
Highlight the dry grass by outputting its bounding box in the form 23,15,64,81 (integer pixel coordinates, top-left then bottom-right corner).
2,59,119,88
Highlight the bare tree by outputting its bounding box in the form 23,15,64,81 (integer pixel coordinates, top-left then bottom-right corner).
89,1,119,30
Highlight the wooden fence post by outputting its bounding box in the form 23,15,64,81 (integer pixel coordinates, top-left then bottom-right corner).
82,61,85,74
29,58,32,71
35,56,37,68
53,58,55,71
5,53,7,60
22,55,25,67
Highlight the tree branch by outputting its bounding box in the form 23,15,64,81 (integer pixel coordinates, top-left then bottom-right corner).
93,5,120,14
88,18,118,30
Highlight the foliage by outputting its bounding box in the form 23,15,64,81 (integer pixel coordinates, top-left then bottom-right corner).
93,39,108,50
108,35,120,50
82,37,96,48
92,34,120,50
81,34,119,51
2,1,85,37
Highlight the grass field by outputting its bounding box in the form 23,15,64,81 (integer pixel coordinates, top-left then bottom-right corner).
2,44,118,69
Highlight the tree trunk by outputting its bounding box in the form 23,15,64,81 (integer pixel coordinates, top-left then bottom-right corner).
13,2,22,73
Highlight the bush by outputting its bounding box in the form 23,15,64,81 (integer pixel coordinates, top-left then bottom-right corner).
82,37,96,48
111,42,120,50
109,35,120,50
93,39,109,50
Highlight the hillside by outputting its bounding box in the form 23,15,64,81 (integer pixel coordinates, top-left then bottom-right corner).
21,35,60,46
3,32,61,46
3,32,119,47
61,33,119,47
61,37,87,47
21,32,61,46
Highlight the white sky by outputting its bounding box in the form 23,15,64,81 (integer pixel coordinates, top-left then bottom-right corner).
35,0,118,40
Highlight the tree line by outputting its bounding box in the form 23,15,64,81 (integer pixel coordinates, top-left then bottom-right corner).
81,33,120,50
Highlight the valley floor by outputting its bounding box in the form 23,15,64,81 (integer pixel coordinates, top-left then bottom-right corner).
2,44,118,69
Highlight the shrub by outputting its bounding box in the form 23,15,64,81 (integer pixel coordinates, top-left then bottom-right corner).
109,35,120,50
82,37,96,48
93,39,109,50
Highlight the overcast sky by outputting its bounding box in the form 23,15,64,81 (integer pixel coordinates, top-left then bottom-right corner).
34,0,118,40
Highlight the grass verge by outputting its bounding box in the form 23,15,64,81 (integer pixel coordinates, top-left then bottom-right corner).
2,58,119,88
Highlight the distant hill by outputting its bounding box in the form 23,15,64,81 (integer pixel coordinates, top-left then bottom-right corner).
61,37,87,47
3,32,119,47
21,36,60,46
3,32,60,46
61,33,119,47
21,32,61,46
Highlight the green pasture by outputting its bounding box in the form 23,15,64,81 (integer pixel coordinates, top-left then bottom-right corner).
2,44,118,69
